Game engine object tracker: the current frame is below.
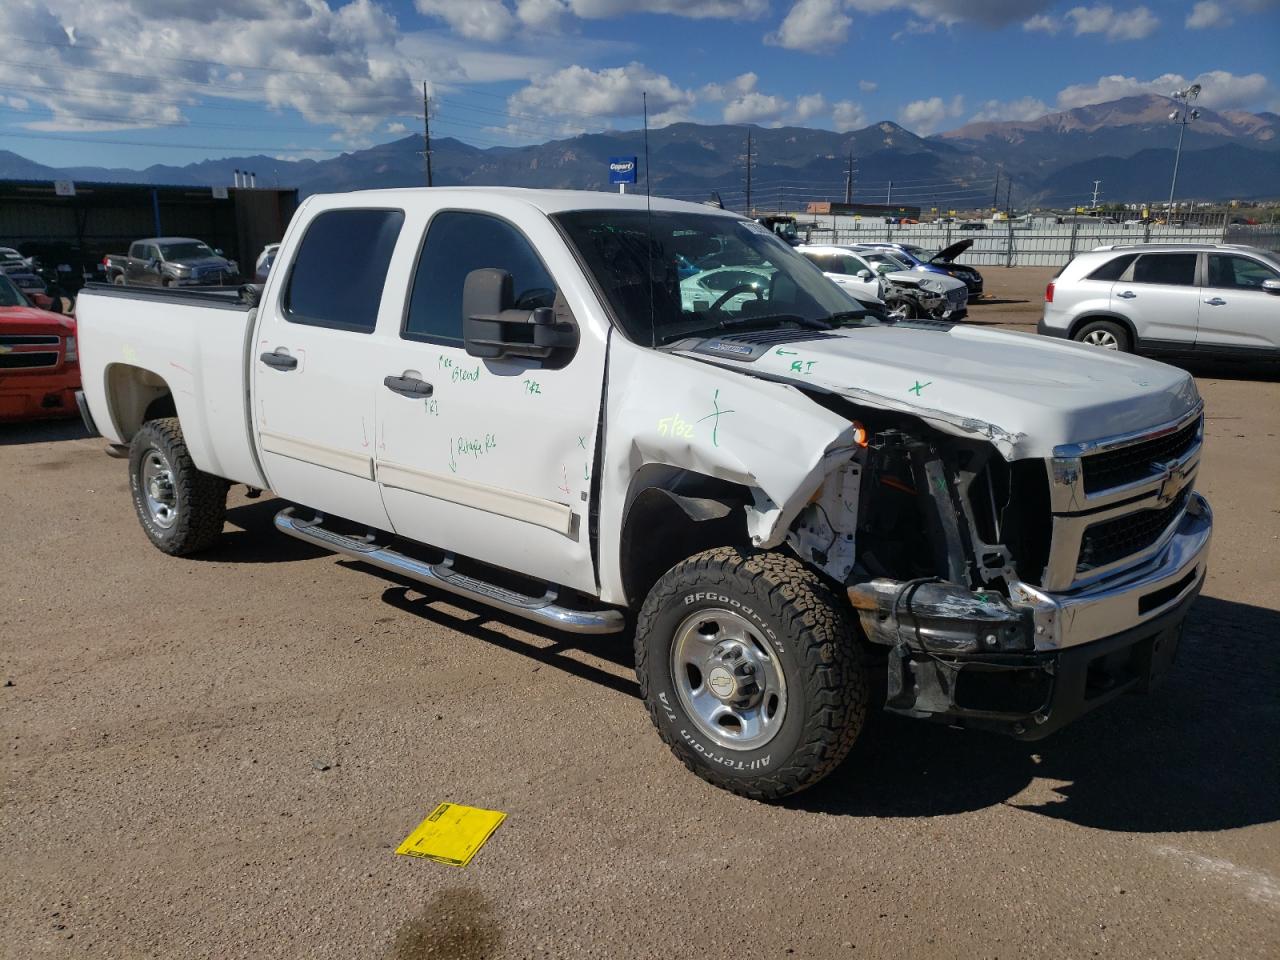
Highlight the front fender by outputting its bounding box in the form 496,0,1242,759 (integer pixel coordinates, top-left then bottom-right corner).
596,334,857,605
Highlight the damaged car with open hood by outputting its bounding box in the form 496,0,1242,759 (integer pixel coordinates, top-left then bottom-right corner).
74,189,1212,800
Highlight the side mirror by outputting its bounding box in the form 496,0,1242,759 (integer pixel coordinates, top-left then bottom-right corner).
214,248,224,256
856,269,873,281
1262,278,1280,295
462,268,578,363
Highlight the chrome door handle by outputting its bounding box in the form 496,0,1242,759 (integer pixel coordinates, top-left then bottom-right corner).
1116,290,1137,299
1203,297,1226,306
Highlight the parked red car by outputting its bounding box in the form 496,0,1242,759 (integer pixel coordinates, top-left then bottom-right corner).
0,272,80,421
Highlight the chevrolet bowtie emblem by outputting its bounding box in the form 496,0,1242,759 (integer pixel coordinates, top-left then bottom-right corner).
1155,461,1188,506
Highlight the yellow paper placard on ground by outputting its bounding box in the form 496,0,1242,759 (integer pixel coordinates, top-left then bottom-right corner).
395,803,507,867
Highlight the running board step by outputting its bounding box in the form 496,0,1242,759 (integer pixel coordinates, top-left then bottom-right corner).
274,507,625,635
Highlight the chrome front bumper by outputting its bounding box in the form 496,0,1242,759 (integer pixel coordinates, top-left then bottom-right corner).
1010,492,1212,651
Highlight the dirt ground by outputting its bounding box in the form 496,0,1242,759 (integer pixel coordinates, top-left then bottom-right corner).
3,267,1279,959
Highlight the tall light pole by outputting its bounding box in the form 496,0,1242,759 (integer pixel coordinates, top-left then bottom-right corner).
1167,83,1201,219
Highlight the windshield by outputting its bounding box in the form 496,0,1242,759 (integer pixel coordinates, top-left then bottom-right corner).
0,273,29,307
861,251,910,273
159,242,215,261
554,209,870,343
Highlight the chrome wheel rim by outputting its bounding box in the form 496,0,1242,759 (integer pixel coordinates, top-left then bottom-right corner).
670,608,787,751
141,450,178,529
888,301,912,320
1082,329,1119,349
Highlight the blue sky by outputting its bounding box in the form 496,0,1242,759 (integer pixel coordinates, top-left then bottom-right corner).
0,0,1277,169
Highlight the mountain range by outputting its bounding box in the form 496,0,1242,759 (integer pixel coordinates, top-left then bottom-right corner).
1,94,1276,208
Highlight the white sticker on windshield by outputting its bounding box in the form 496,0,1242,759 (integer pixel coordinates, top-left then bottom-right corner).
739,221,773,237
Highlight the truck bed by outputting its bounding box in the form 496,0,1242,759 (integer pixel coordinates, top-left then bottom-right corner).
76,283,267,489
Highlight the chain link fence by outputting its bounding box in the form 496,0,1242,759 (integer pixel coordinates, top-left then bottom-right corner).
795,220,1280,267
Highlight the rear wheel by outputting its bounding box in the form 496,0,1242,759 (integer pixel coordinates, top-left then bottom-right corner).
128,417,228,556
635,547,867,801
113,273,126,286
1074,319,1131,352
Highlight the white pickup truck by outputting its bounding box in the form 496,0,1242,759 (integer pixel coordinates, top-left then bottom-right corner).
76,188,1212,800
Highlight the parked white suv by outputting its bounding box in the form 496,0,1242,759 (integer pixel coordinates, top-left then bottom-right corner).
1039,243,1280,358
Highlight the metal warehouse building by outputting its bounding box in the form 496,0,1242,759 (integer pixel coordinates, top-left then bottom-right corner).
0,179,298,278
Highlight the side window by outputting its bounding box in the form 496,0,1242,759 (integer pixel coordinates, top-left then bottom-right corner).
129,242,142,259
804,253,834,273
839,256,866,276
149,245,162,263
1207,254,1279,290
404,211,556,344
1087,254,1137,281
284,209,404,333
1128,253,1196,286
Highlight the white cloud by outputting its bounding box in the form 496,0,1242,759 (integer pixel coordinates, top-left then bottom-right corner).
898,94,964,134
1185,1,1232,28
414,0,515,41
701,72,758,101
570,0,768,17
765,0,853,52
969,96,1050,122
1056,69,1272,110
508,61,693,126
845,1,1054,28
516,0,571,29
723,91,790,124
794,93,827,120
1022,12,1060,32
0,0,424,138
832,99,866,131
1066,4,1160,41
386,121,408,134
858,79,878,92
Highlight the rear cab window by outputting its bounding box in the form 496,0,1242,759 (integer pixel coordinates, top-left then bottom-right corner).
284,208,404,333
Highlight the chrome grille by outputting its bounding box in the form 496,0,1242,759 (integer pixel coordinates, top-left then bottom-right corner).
1081,416,1201,493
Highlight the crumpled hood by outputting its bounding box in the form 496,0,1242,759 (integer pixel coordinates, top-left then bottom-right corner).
693,322,1200,460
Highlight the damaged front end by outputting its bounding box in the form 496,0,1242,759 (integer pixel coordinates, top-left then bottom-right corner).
786,411,1201,740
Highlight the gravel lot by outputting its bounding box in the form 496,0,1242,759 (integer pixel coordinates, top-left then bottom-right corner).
3,267,1279,959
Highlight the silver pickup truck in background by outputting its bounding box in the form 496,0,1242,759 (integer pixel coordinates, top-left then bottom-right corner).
102,237,238,288
74,188,1213,801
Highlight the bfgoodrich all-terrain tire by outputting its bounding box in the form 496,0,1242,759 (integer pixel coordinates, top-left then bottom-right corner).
128,417,228,556
635,547,867,801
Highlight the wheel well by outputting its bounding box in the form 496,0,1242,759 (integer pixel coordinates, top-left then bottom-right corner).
104,363,175,441
1068,312,1136,343
619,467,753,607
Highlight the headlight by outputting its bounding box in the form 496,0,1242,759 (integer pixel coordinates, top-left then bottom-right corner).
921,279,944,293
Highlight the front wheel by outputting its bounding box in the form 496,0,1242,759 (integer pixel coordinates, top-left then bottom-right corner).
885,297,917,320
128,417,228,556
113,273,126,286
635,547,867,800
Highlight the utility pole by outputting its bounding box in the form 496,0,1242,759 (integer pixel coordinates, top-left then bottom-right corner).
992,167,1000,210
1005,178,1013,220
885,180,893,205
1091,179,1102,210
742,129,754,214
844,151,854,204
1168,83,1201,218
422,82,434,187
